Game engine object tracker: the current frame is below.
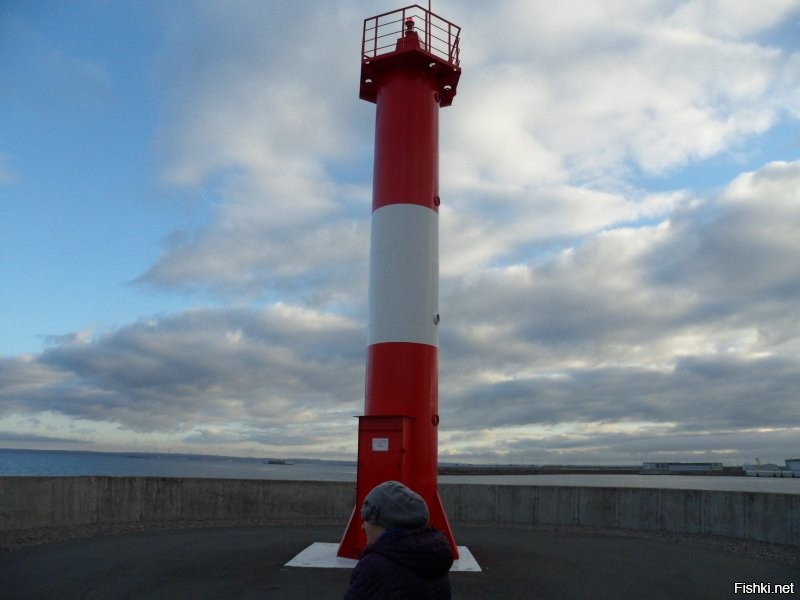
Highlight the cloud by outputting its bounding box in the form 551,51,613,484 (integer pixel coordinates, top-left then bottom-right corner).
5,158,800,462
140,0,800,306
442,423,800,464
0,430,93,445
139,1,372,305
447,0,797,185
184,426,320,447
444,356,800,431
138,180,371,307
649,161,800,301
667,0,800,38
1,305,364,437
3,1,800,463
436,159,800,461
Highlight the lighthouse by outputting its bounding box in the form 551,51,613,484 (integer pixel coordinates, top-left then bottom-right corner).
338,5,461,559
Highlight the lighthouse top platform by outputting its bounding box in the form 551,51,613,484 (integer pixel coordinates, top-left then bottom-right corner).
360,4,462,106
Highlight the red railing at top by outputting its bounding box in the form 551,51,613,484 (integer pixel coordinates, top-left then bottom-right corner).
362,4,461,67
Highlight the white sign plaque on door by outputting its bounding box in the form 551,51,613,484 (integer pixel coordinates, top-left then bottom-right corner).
372,437,389,452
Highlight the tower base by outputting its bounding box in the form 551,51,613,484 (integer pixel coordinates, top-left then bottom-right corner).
337,415,458,559
289,542,479,571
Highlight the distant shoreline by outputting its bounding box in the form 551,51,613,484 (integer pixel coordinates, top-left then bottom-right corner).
0,448,753,477
438,465,746,476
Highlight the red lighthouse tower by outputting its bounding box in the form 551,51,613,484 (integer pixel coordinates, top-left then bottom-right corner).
338,5,461,559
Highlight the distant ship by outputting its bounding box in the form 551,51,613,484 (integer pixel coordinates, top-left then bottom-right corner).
264,459,294,465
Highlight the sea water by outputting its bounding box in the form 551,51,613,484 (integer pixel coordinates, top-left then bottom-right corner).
0,449,356,481
1,448,799,494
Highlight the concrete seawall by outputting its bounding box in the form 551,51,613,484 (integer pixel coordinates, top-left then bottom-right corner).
1,477,798,546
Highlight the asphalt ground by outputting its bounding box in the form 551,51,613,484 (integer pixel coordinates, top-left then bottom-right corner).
1,524,798,599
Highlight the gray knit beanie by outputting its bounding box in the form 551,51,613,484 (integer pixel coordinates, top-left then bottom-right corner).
361,481,430,530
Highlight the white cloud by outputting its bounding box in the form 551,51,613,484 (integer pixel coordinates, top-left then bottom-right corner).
4,0,800,463
6,159,800,462
140,1,374,306
0,304,364,455
447,0,796,185
435,159,800,463
667,0,800,38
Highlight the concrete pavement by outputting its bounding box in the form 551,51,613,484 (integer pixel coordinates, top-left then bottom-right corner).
1,524,797,599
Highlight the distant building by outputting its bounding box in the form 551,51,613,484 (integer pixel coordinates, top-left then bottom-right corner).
743,459,800,477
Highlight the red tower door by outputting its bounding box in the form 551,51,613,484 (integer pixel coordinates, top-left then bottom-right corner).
338,416,410,557
358,416,408,482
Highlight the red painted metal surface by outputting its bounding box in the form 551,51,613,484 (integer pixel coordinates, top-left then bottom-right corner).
338,5,461,560
372,66,439,211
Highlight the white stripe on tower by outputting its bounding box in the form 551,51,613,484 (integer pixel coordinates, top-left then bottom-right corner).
368,203,439,347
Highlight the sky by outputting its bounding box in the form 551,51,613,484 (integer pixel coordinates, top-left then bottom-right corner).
2,0,800,465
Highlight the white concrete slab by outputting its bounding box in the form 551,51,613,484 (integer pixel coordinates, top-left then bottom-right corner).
285,543,357,569
452,546,482,572
285,542,481,572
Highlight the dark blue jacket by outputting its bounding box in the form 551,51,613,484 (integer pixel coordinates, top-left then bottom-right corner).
343,527,454,599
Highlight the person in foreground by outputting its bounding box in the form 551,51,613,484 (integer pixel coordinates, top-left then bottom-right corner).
343,480,454,600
